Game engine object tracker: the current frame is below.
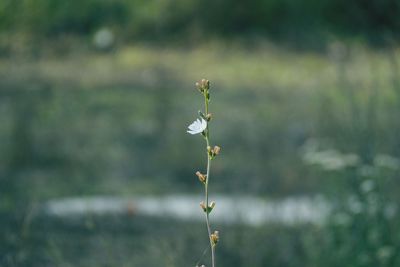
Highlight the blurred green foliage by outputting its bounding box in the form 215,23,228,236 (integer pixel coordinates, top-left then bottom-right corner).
0,0,399,45
1,1,400,265
1,43,400,266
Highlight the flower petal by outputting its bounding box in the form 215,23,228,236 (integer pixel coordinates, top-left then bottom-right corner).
201,118,207,130
187,118,207,135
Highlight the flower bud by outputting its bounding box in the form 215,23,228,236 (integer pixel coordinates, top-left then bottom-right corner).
210,231,219,246
200,201,216,213
196,171,207,184
195,79,210,93
201,79,210,90
207,145,221,159
208,201,216,213
205,113,212,121
195,82,202,93
210,201,216,209
200,201,207,212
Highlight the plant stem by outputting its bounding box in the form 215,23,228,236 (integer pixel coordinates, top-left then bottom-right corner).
204,94,216,267
205,138,215,267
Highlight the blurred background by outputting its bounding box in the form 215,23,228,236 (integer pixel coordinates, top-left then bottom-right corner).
1,0,400,266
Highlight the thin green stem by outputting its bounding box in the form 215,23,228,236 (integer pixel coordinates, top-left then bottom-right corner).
205,138,215,267
203,94,215,267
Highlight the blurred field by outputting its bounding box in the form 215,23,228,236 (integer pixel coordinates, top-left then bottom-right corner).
2,43,399,199
1,40,400,266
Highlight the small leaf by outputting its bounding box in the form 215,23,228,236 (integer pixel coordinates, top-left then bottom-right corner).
198,110,206,120
206,92,210,100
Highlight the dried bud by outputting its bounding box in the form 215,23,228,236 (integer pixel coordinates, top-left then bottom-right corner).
201,79,210,90
207,146,221,159
210,231,219,246
196,171,207,184
209,201,216,209
200,201,207,212
213,146,221,155
200,201,216,213
205,113,212,121
195,82,202,92
195,79,210,93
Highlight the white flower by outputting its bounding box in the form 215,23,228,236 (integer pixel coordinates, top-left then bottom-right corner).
187,118,207,135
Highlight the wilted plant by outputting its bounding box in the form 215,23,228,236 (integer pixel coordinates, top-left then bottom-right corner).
187,79,221,267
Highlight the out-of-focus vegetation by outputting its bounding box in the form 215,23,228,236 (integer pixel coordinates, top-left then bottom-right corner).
1,43,400,266
1,1,400,266
1,0,400,50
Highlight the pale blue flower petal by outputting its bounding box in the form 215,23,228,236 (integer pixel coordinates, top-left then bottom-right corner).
187,118,207,135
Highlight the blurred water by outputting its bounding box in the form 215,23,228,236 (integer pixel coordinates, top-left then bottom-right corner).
43,195,329,226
